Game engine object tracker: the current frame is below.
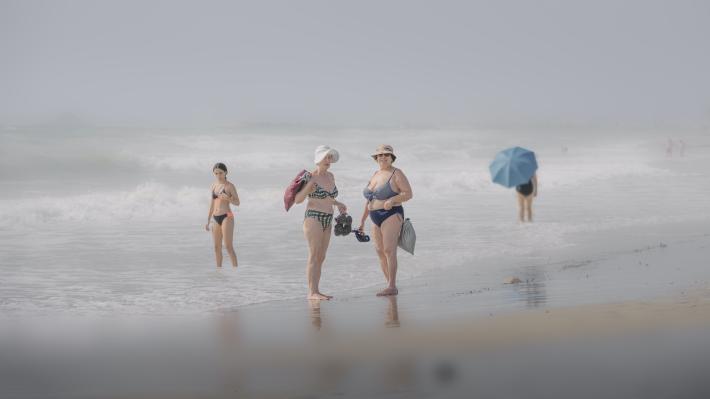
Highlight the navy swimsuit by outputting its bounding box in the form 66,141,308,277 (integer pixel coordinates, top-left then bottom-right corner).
516,179,534,197
363,169,404,227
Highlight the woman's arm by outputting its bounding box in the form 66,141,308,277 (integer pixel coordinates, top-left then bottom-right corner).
206,189,215,231
294,179,315,205
329,172,347,214
358,199,370,231
386,170,413,207
333,198,347,214
226,183,240,206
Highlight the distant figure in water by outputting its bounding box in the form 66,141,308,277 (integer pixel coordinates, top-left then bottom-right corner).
205,163,240,268
666,138,674,158
516,173,537,222
679,139,686,157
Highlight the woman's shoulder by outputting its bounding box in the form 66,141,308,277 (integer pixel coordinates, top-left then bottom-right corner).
369,169,381,182
392,168,409,186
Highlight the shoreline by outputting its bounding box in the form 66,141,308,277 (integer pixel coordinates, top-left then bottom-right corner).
3,221,710,398
229,218,710,321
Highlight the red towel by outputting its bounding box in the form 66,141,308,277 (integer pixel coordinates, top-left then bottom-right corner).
283,169,310,211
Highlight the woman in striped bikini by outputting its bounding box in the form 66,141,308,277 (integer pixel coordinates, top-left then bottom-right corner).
294,145,347,300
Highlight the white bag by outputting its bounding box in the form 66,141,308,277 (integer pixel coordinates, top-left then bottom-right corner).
398,218,416,255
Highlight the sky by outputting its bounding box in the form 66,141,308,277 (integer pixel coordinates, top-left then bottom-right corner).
1,0,709,128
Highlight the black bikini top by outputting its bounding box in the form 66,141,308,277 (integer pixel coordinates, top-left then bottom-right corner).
212,185,227,199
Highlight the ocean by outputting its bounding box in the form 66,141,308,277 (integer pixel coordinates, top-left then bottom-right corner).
1,126,708,315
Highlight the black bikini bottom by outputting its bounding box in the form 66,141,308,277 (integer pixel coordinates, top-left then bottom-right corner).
213,212,233,225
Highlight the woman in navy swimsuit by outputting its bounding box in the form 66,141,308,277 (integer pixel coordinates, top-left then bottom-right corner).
358,145,413,296
206,163,240,268
515,173,537,222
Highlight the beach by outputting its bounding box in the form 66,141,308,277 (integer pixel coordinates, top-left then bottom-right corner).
4,1,710,396
2,214,710,398
2,127,710,397
2,127,708,315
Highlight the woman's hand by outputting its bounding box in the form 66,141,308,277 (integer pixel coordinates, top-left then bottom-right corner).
383,199,393,210
358,223,365,233
300,180,316,195
205,222,211,232
294,180,315,205
218,192,231,201
336,201,347,214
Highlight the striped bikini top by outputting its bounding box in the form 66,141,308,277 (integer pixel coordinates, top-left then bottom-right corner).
309,182,338,199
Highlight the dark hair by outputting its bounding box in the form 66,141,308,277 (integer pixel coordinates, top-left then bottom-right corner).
213,163,228,174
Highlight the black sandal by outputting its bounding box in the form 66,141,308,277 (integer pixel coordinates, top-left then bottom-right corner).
341,214,352,235
334,213,350,236
354,229,370,242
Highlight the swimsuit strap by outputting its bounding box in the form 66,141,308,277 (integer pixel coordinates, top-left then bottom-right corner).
369,168,396,189
386,168,397,184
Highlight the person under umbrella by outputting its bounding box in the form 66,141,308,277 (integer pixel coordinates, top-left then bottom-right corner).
489,146,538,223
515,173,537,222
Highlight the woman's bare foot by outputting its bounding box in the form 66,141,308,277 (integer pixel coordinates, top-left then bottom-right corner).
376,287,398,296
308,292,331,300
317,291,333,299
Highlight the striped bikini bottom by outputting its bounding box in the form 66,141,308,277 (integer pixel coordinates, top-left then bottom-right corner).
305,209,333,230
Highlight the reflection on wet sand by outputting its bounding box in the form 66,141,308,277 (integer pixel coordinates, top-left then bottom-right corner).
217,310,241,344
385,296,400,328
309,299,322,330
308,296,400,331
215,311,247,394
512,266,548,308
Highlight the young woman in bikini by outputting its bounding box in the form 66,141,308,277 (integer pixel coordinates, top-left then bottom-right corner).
205,163,240,267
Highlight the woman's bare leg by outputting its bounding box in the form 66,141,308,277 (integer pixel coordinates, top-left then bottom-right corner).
371,224,389,283
303,218,332,300
517,194,525,222
525,197,533,222
377,214,403,296
222,217,238,267
315,226,332,298
212,221,223,267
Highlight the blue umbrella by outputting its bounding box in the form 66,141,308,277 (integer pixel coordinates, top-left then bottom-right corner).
489,147,538,188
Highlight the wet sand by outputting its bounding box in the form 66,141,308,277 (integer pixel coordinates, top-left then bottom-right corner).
4,290,709,398
2,221,710,398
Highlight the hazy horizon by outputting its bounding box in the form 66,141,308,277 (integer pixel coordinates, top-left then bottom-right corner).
2,0,710,129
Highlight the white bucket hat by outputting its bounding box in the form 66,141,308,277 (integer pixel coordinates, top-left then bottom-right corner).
314,145,339,164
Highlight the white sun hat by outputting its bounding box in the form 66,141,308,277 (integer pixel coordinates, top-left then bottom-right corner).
314,145,339,164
